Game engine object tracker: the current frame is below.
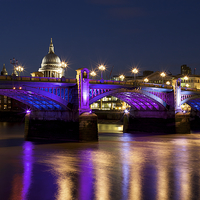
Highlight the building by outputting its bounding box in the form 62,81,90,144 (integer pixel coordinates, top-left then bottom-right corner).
181,65,192,75
90,96,130,110
36,38,65,78
1,64,8,75
175,75,200,89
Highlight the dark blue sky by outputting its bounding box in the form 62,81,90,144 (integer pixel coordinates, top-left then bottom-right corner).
0,0,200,78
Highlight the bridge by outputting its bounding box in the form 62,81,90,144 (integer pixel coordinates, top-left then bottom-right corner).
0,68,199,141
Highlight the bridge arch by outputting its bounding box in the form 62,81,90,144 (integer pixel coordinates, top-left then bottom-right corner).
181,95,200,111
0,86,69,110
89,88,168,111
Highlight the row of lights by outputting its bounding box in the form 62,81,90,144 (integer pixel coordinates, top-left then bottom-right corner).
90,66,171,85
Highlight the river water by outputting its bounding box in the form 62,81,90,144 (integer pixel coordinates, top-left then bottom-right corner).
1,122,200,200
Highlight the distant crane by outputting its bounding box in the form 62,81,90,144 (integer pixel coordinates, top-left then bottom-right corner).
108,66,114,80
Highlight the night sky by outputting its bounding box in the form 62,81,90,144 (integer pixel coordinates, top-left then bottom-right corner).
0,0,200,78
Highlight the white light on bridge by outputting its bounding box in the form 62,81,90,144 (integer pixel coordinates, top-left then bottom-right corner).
119,75,125,81
90,71,96,77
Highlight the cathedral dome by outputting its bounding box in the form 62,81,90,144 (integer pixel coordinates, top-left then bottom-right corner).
41,53,61,68
40,38,61,70
38,39,64,78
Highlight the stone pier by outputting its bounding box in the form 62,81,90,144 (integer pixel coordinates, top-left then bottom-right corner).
123,110,176,134
25,110,98,142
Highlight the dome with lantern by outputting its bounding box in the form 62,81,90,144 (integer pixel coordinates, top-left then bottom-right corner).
38,38,64,78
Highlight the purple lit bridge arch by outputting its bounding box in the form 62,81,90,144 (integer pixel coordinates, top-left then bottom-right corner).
0,76,78,111
181,90,200,111
89,83,175,111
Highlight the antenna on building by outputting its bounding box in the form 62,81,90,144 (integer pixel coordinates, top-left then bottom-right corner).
194,68,196,75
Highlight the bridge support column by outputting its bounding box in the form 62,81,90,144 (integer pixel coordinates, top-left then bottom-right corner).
123,112,129,133
175,78,182,113
24,110,98,142
79,112,98,141
175,113,190,134
75,68,98,141
24,110,79,141
123,110,176,134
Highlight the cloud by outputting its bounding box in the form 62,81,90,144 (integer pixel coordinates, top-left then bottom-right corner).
108,7,146,19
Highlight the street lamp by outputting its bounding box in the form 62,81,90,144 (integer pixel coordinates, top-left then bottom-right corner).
186,84,189,87
61,61,67,77
144,78,149,83
166,81,170,85
99,65,105,80
16,66,24,76
90,71,96,79
119,74,125,81
132,68,138,81
160,72,166,84
10,58,18,76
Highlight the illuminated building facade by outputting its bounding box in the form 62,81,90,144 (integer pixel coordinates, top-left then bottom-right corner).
178,75,200,89
0,95,26,111
90,96,130,110
37,38,64,78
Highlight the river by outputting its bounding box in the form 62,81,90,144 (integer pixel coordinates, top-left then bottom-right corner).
1,122,200,200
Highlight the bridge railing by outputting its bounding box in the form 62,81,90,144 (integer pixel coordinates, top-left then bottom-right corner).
181,87,200,92
89,79,173,89
0,75,77,83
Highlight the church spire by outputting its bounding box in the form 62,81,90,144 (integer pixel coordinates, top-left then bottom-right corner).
49,38,54,53
1,64,8,75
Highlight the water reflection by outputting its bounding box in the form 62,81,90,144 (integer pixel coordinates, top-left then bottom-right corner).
22,142,33,200
2,123,200,199
10,141,33,200
79,151,93,200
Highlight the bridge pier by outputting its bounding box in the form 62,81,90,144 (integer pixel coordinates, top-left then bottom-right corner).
25,110,79,141
123,110,176,134
175,112,190,134
25,110,98,142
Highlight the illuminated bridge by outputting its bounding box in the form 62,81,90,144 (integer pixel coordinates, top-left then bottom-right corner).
0,68,199,140
0,71,199,113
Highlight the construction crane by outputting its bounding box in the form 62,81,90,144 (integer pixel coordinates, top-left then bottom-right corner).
108,66,114,79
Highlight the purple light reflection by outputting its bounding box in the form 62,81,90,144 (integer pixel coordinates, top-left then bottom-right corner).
22,141,33,200
79,150,93,200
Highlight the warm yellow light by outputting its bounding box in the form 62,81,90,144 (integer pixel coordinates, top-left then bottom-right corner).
57,69,62,73
132,68,138,74
13,87,16,90
166,81,170,85
99,65,105,71
119,75,125,80
90,71,96,77
16,66,24,72
61,61,67,68
160,72,166,77
184,76,188,80
144,78,149,82
186,84,189,87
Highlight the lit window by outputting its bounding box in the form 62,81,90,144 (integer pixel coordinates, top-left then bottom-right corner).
4,105,7,109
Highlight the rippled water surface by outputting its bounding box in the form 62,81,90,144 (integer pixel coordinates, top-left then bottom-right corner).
1,122,200,200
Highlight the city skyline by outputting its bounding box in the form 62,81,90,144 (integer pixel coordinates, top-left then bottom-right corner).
0,0,200,78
